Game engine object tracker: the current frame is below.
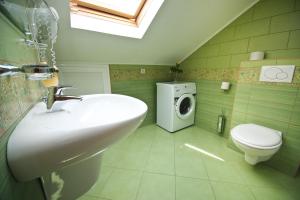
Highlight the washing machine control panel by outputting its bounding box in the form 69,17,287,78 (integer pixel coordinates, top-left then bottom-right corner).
173,83,196,97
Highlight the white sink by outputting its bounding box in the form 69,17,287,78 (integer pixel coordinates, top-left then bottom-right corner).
7,94,147,182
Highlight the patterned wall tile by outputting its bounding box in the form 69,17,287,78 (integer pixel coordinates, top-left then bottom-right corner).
110,65,172,81
182,67,239,82
223,68,239,81
0,13,46,199
238,67,260,83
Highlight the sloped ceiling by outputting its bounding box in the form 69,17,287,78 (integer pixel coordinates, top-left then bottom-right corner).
47,0,257,65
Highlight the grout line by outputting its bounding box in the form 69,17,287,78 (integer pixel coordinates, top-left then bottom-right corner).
173,131,177,200
200,153,216,199
248,186,258,200
96,167,116,199
294,0,298,11
134,171,145,200
267,16,272,34
133,127,157,200
286,31,292,49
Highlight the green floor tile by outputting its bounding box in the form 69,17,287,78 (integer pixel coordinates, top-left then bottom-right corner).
101,148,124,167
85,166,114,197
77,195,109,200
144,150,175,175
250,187,297,200
236,162,288,188
136,173,175,200
80,124,300,200
100,169,142,200
176,177,215,200
124,137,154,152
151,132,174,154
211,181,255,200
174,127,200,145
175,145,208,179
204,159,244,183
115,149,150,170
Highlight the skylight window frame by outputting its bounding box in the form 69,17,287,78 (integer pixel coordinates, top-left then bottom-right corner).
69,0,164,39
70,0,148,27
74,0,147,20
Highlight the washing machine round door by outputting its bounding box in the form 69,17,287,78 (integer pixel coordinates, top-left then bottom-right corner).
175,94,195,119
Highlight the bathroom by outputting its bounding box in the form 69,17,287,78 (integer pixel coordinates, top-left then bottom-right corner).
0,0,300,199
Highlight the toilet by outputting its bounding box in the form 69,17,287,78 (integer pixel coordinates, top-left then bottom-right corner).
231,124,282,165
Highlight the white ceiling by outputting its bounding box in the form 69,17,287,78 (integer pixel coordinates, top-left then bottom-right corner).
46,0,257,65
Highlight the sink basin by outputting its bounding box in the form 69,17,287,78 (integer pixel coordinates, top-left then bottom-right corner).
7,94,147,182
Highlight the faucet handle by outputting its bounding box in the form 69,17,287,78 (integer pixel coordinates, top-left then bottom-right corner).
56,85,72,95
41,96,48,103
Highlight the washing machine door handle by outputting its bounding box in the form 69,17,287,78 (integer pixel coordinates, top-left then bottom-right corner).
175,93,196,120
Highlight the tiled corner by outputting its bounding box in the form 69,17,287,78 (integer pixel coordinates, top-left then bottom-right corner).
110,65,172,126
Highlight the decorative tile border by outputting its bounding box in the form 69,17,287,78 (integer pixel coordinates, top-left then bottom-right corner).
181,59,300,85
181,67,239,81
110,67,172,81
238,67,260,83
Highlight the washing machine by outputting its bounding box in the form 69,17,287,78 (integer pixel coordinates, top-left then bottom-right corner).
156,82,196,132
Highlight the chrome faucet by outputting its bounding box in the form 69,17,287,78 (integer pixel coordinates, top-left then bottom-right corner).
43,86,82,110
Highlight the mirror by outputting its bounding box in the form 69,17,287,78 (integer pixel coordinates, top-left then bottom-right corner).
0,0,59,73
0,0,29,34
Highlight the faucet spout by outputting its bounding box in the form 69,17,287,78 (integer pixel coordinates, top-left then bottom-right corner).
55,96,83,101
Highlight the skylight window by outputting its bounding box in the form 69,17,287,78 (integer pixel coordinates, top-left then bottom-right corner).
70,0,164,39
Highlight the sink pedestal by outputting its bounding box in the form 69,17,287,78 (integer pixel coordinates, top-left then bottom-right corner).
41,154,102,200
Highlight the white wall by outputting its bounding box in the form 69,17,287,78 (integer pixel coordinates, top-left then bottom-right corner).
58,63,111,95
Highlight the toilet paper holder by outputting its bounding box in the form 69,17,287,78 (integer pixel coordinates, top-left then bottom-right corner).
221,81,230,91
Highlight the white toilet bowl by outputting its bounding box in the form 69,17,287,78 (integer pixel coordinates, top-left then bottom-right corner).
231,124,282,165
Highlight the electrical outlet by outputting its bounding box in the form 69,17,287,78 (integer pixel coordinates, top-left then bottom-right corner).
140,68,146,74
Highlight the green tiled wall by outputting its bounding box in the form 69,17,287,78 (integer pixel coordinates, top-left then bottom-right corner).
181,0,300,136
231,59,300,176
0,13,45,199
109,65,172,126
181,0,300,176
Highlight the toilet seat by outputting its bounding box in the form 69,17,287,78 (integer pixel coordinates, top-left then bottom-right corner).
231,124,282,149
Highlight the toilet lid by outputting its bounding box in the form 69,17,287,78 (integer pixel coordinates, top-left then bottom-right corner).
231,124,282,147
